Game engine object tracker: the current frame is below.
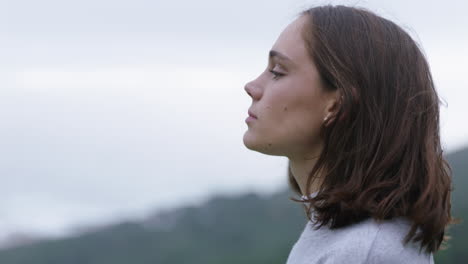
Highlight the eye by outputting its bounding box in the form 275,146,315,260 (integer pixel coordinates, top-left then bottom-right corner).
269,70,285,80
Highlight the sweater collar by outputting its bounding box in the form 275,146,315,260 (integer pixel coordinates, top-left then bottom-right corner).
300,191,319,202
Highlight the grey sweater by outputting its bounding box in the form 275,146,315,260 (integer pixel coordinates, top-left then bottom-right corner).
286,193,434,264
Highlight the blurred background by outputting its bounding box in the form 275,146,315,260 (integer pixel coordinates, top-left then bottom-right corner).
0,0,467,263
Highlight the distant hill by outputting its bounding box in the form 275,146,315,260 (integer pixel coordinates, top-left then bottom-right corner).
0,191,307,264
435,146,468,263
0,146,466,264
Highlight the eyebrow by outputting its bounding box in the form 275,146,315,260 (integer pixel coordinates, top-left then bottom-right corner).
269,50,293,64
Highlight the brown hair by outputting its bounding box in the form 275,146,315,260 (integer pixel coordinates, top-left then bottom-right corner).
287,5,459,254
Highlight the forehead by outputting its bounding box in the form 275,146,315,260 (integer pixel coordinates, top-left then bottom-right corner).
270,16,311,66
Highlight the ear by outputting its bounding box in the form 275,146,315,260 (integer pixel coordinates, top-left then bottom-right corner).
323,90,342,126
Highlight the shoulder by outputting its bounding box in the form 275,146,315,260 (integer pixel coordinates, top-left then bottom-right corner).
314,217,433,264
317,217,381,262
287,216,434,264
286,218,380,264
365,217,434,264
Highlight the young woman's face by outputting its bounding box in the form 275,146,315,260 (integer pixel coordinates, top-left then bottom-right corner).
243,15,338,158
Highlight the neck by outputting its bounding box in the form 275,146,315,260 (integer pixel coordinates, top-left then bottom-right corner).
289,153,324,196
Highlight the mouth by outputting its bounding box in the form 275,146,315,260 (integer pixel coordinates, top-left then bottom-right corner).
246,109,258,123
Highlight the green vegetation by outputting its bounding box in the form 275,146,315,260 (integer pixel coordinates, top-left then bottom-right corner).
0,147,466,263
434,146,467,263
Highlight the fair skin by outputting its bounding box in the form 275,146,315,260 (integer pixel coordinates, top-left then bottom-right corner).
243,15,340,196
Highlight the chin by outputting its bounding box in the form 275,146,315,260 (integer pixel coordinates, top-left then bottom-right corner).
242,131,258,151
243,131,283,156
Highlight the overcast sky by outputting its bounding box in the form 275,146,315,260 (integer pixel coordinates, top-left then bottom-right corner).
1,0,467,240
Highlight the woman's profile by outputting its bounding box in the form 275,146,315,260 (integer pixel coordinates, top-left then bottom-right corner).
243,5,457,264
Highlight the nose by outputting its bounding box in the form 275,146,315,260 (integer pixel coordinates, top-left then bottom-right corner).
244,80,261,100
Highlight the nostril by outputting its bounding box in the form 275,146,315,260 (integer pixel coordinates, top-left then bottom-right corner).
244,83,253,96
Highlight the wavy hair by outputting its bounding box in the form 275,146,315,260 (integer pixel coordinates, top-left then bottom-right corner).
287,5,459,254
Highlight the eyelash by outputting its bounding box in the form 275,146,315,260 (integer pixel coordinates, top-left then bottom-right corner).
269,70,285,80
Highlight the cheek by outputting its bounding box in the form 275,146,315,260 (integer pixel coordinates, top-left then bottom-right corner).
272,84,320,121
260,76,324,129
273,91,324,140
282,104,321,135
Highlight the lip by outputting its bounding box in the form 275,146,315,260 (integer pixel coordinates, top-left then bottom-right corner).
248,110,258,119
245,116,256,123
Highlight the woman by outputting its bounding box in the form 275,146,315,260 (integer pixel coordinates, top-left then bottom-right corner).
243,5,456,264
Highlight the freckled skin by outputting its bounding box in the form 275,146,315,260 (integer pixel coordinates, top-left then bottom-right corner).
243,15,339,160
